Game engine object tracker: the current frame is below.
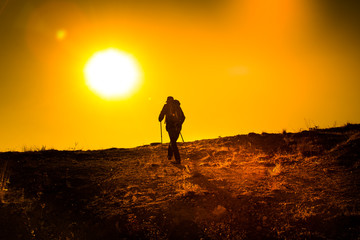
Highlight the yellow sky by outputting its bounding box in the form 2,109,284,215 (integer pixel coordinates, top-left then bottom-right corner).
0,0,359,151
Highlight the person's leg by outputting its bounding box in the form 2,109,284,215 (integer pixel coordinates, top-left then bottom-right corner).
166,126,174,160
168,127,181,163
172,142,180,163
167,143,173,160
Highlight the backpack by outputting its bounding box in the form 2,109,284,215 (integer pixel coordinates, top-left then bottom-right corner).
167,100,183,124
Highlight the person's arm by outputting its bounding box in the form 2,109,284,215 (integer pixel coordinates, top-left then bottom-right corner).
158,104,167,122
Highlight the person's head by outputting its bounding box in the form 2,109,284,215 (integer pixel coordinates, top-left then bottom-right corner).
166,96,174,104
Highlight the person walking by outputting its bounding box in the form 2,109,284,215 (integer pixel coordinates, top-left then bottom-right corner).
158,96,185,164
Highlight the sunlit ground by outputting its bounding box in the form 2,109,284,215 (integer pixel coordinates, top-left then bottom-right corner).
1,124,359,239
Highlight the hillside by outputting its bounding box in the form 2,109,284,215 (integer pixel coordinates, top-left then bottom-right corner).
1,124,360,239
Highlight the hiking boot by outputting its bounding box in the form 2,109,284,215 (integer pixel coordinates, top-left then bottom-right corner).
168,155,172,160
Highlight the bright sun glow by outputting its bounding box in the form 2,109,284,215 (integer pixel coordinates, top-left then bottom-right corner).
84,48,141,99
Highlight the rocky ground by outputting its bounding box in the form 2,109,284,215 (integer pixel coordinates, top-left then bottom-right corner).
1,124,360,239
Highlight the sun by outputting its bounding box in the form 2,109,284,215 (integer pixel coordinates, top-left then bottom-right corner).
84,48,141,99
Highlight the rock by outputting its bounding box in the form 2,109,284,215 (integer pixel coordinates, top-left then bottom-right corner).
212,205,227,216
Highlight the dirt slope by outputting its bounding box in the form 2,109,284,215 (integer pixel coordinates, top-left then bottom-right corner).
1,124,360,239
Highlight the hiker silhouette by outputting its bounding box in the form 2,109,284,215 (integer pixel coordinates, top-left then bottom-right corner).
159,96,185,164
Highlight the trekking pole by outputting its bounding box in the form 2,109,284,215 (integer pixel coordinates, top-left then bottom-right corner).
180,132,185,143
160,121,163,144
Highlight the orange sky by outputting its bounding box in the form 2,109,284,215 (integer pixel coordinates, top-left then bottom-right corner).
1,0,359,151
